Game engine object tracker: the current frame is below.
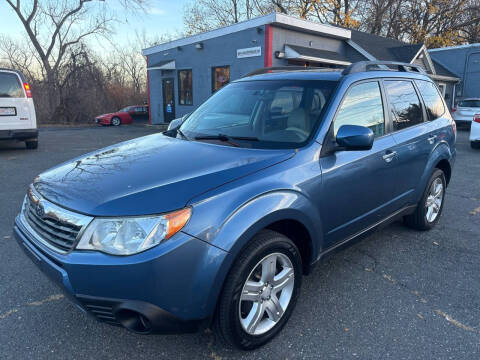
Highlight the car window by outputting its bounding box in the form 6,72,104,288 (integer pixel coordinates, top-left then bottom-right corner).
458,100,480,107
270,87,303,114
0,72,23,98
180,80,337,149
415,80,445,120
384,80,423,131
334,81,385,138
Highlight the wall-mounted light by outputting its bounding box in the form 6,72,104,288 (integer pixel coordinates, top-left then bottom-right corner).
256,27,263,34
195,43,203,49
309,41,313,47
252,39,257,44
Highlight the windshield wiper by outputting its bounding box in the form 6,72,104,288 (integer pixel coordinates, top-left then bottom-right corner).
194,134,259,141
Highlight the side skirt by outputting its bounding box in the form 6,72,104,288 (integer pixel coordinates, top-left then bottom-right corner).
313,205,417,264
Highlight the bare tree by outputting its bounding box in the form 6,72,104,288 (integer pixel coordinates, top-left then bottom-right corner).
4,0,146,118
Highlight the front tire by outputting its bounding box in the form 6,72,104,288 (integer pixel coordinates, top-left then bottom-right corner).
404,169,446,230
111,117,121,126
471,141,480,149
214,230,302,350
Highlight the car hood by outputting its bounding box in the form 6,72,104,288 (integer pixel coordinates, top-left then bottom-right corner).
34,133,294,216
97,113,114,118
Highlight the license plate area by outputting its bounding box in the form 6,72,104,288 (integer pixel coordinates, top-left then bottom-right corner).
0,107,16,116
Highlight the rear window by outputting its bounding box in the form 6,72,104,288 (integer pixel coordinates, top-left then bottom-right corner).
384,80,423,131
458,100,480,107
0,72,23,98
415,80,445,120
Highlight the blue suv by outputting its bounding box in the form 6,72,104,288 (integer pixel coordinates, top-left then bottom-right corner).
14,62,456,349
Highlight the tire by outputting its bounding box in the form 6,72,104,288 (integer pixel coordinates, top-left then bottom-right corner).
111,117,121,126
404,169,446,230
214,230,302,350
471,141,480,149
25,140,38,149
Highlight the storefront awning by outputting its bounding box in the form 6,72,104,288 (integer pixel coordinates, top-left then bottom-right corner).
283,44,351,66
147,60,176,70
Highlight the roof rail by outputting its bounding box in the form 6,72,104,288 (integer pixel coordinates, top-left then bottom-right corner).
243,66,340,78
342,61,426,75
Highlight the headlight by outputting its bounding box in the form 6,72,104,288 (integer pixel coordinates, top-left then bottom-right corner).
76,208,191,255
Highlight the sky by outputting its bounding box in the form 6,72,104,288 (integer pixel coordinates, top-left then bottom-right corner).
0,0,188,51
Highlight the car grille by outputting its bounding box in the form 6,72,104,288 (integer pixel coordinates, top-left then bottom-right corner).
21,185,93,253
25,198,81,251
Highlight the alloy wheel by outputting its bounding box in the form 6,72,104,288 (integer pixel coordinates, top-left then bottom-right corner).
425,177,443,223
239,252,295,335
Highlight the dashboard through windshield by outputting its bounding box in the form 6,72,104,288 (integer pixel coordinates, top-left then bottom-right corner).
179,79,338,149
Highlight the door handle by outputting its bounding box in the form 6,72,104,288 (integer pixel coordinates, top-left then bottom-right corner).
382,150,397,163
427,135,437,144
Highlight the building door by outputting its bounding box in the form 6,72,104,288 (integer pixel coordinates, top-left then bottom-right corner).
162,78,175,122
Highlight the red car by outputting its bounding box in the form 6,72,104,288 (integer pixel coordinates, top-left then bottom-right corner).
95,105,149,126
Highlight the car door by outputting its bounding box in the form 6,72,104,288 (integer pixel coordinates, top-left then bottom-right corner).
320,80,402,247
0,71,31,131
383,79,432,207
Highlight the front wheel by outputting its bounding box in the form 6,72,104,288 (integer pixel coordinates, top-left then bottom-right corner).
471,141,480,149
404,169,446,230
214,230,302,350
111,117,121,126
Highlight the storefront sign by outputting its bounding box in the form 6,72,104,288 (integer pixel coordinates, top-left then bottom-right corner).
237,46,262,58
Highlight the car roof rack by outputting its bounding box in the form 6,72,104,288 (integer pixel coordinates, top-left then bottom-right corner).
243,66,340,78
342,61,426,75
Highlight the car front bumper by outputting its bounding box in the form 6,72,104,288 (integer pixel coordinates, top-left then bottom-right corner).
95,118,111,125
0,129,38,141
13,215,229,334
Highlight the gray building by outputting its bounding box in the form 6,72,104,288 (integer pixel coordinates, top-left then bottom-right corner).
429,44,480,103
143,13,459,124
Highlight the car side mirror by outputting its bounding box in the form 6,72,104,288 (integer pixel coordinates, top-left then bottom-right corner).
167,112,192,131
336,125,374,151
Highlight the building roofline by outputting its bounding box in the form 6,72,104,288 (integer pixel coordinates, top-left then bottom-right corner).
346,39,376,60
410,44,436,75
142,13,351,56
429,43,480,52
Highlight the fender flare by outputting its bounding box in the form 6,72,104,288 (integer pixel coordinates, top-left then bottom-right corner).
201,190,322,316
415,142,453,202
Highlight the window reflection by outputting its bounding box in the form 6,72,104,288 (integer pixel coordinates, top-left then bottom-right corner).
415,80,445,120
384,80,423,130
334,82,385,137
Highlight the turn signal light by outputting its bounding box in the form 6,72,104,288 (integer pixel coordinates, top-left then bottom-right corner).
23,83,32,98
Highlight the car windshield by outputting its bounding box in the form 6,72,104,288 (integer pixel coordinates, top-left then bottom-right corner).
458,100,480,107
120,106,132,112
179,80,338,149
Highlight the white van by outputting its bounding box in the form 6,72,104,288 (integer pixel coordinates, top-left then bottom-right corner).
0,68,38,149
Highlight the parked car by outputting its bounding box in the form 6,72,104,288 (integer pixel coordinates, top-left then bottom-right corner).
95,105,149,126
452,98,480,126
470,114,480,148
0,68,38,149
14,62,456,350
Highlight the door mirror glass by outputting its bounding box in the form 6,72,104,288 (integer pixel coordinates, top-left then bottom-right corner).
336,125,374,151
167,112,192,131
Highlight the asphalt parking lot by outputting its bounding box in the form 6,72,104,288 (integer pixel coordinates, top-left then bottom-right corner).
0,126,479,359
